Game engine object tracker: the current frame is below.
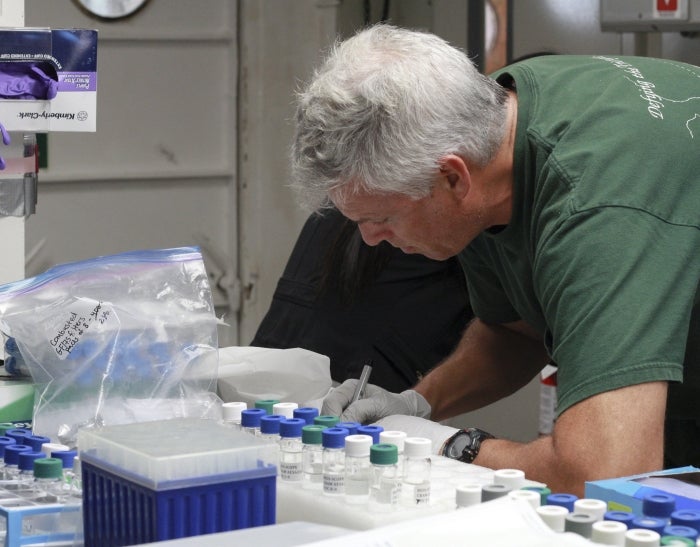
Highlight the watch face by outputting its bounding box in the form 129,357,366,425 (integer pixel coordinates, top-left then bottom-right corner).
446,432,470,459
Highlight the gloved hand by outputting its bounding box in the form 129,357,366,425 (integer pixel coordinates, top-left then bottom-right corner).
321,379,431,424
373,415,459,455
0,122,9,170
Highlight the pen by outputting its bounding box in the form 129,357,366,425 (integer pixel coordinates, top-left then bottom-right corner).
350,362,373,404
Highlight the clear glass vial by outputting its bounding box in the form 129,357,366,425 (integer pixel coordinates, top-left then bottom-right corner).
322,427,348,496
221,401,247,430
344,434,373,504
402,437,432,506
301,425,325,490
369,443,402,511
279,418,305,482
241,408,266,436
32,457,65,504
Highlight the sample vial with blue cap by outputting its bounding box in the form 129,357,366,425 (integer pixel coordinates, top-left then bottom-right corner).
25,434,51,452
671,509,700,532
241,408,266,436
663,525,699,541
50,449,79,470
5,428,30,446
336,421,361,435
322,427,348,496
631,515,667,535
357,425,383,444
643,492,676,522
260,415,284,443
0,436,16,465
369,443,401,511
3,444,32,480
279,418,305,482
18,451,46,484
301,425,325,490
605,510,636,527
293,407,319,425
546,492,578,511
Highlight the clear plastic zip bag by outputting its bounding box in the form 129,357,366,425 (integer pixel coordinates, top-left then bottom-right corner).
0,246,222,446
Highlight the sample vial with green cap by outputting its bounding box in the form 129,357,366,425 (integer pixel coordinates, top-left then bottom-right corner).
255,399,280,415
301,425,325,490
32,457,65,504
314,415,339,428
369,443,402,511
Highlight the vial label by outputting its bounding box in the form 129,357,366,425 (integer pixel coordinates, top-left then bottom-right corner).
413,482,431,504
346,476,370,497
323,471,344,494
373,477,401,505
280,461,303,481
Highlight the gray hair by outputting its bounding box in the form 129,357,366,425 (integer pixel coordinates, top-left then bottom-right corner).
291,24,510,211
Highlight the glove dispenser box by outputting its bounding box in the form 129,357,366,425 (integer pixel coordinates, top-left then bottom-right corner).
0,27,98,133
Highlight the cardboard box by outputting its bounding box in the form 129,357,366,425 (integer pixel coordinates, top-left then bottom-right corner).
0,27,98,132
585,466,700,514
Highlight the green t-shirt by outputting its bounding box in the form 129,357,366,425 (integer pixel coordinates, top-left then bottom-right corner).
459,55,700,424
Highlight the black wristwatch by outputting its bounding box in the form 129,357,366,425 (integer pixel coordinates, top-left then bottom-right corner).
442,427,495,464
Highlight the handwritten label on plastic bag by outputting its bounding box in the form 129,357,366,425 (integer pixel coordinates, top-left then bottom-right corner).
48,299,117,360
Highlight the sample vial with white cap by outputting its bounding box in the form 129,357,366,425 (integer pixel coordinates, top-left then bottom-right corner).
222,402,247,430
344,434,373,504
273,402,299,419
508,489,541,509
456,483,482,509
536,504,569,532
574,498,608,522
591,520,627,545
380,430,407,471
493,468,526,490
624,528,661,547
402,437,431,506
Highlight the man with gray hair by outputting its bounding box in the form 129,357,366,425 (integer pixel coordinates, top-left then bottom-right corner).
293,24,700,496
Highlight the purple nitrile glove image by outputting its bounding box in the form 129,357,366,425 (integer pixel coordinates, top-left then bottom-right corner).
0,122,10,170
0,61,59,100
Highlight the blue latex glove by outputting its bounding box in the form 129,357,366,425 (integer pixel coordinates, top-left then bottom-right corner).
0,122,9,170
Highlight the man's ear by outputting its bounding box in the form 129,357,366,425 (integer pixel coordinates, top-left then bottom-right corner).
439,154,470,200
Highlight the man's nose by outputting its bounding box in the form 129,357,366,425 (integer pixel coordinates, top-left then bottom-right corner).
357,223,389,247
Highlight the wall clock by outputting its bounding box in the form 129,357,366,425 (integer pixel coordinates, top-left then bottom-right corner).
74,0,150,20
